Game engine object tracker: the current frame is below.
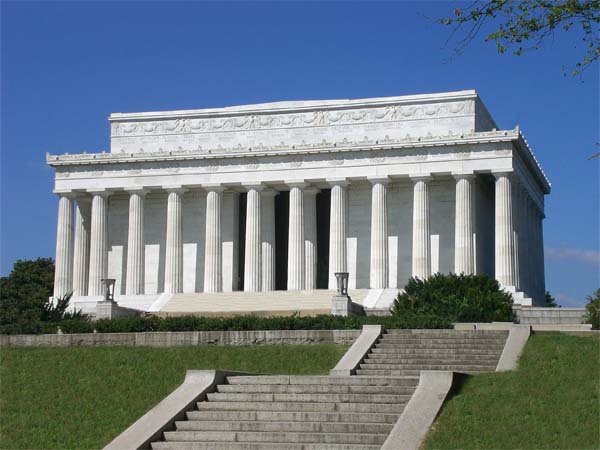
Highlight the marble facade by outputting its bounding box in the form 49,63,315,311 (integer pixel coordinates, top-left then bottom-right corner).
47,90,550,310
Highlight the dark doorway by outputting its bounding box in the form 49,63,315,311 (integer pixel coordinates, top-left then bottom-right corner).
274,191,289,289
316,189,331,289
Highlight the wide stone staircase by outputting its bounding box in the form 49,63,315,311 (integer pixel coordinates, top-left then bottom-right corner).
150,330,508,450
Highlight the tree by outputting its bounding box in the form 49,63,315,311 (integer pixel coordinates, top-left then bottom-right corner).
584,288,600,329
0,258,55,333
440,0,600,76
0,258,86,333
545,291,558,307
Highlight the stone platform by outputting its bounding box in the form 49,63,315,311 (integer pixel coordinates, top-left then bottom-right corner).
155,290,371,317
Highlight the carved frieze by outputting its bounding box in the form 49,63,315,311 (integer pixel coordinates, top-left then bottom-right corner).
110,101,472,138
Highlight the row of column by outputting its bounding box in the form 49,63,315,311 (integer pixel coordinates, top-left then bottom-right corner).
53,173,545,300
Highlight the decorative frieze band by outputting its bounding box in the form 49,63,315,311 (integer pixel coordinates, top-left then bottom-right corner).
110,101,473,137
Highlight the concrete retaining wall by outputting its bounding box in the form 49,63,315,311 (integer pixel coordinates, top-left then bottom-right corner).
514,306,587,325
0,329,360,347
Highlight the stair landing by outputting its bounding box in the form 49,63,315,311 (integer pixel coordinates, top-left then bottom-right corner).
156,290,370,317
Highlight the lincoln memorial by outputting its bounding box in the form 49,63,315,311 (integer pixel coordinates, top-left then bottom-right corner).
47,90,550,315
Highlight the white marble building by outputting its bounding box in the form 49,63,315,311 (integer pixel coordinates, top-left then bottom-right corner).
48,90,550,313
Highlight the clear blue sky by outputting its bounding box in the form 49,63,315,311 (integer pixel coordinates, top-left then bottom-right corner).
2,2,598,306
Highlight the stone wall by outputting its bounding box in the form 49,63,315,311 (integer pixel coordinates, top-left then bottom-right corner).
514,307,587,325
0,329,360,347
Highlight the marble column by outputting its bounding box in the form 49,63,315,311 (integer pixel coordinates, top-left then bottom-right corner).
512,182,522,290
454,173,475,275
164,187,186,294
88,190,110,296
369,178,389,288
53,192,75,298
261,189,276,291
412,176,431,279
304,187,318,290
244,185,262,292
288,183,305,290
204,186,223,293
494,172,516,288
328,180,348,289
125,189,146,295
72,196,91,297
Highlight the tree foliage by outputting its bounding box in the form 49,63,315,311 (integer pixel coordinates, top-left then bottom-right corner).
545,291,558,307
584,288,600,329
392,273,514,323
0,258,83,334
440,0,600,75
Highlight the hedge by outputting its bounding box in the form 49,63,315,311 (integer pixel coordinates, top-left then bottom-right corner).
2,313,453,335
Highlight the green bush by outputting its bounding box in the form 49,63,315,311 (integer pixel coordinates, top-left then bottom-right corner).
392,273,514,323
0,258,86,334
4,312,452,335
584,288,600,330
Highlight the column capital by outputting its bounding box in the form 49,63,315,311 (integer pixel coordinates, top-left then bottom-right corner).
285,181,308,189
125,187,149,196
163,185,188,194
244,183,265,192
53,190,77,200
368,176,390,185
452,171,476,181
86,188,112,197
304,186,320,196
410,174,432,183
326,178,350,188
202,184,226,193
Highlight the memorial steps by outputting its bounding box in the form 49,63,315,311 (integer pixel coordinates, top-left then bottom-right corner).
150,330,508,450
156,289,370,316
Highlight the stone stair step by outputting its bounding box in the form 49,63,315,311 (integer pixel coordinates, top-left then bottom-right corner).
356,368,492,376
359,363,497,370
197,401,405,413
374,342,505,349
377,338,507,345
384,330,508,336
175,420,393,434
206,392,412,404
186,409,401,424
363,356,500,364
163,430,387,445
152,441,381,450
226,375,417,386
217,383,416,395
370,347,503,355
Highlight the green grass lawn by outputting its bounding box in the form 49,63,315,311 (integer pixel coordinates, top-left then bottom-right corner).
424,333,600,450
0,344,347,450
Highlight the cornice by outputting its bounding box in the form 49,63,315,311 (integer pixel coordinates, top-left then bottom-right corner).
514,128,551,194
47,129,519,167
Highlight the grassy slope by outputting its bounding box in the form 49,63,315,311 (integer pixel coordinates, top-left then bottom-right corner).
0,344,347,450
424,333,600,450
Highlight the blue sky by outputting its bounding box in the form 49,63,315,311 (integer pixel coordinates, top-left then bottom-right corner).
1,2,598,306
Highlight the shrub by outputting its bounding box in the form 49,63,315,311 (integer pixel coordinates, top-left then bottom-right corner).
392,273,514,323
1,313,453,335
584,289,600,330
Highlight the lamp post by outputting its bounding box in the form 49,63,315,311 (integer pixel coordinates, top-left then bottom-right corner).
101,278,116,303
